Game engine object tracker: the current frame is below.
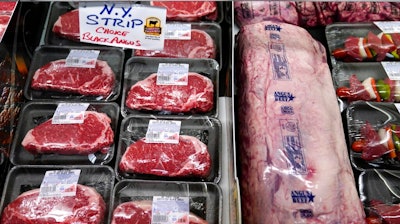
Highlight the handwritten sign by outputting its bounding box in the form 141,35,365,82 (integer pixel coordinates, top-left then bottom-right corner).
79,2,166,50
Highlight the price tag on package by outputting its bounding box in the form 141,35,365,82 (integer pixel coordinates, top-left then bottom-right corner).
165,23,191,40
156,63,189,86
382,62,400,80
145,120,181,144
79,2,166,50
52,103,90,124
374,21,400,34
65,49,100,68
39,169,81,198
151,196,190,224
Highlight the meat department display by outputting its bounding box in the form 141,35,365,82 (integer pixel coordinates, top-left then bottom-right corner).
21,111,114,155
125,72,214,114
0,184,106,224
236,21,365,223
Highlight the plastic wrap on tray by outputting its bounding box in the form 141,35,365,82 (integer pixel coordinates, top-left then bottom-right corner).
24,45,124,101
0,165,114,224
346,101,400,170
122,57,219,117
110,180,221,224
359,169,400,223
10,101,119,165
115,115,221,182
326,22,400,65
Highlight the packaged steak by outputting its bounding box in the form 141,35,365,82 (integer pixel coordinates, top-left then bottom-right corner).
0,165,114,224
359,169,400,223
236,21,365,223
115,116,221,182
326,22,400,65
346,101,400,170
122,57,219,117
10,101,119,165
332,62,400,109
110,180,221,224
133,22,221,61
24,45,124,101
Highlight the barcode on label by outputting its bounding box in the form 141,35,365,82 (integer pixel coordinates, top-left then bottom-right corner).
40,185,57,194
152,215,168,222
53,115,67,120
66,58,80,65
147,132,161,140
165,31,175,36
158,75,170,82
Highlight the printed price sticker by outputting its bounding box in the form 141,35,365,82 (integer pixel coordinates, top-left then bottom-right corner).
145,120,181,144
151,196,189,224
39,169,81,198
374,21,400,34
156,63,189,86
382,62,400,80
52,103,90,124
165,23,191,40
66,49,100,68
79,2,166,50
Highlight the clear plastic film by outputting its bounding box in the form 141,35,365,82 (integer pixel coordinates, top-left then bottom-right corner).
116,115,221,182
236,21,365,223
110,180,221,224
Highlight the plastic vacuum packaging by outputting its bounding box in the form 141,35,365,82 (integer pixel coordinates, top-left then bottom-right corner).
10,101,119,165
122,57,219,118
326,22,400,65
359,169,400,223
110,180,221,224
236,21,365,223
143,1,223,23
346,101,400,170
24,45,124,102
0,165,114,224
332,62,400,110
115,115,221,183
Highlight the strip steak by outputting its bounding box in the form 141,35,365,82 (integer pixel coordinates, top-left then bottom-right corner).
134,29,216,59
52,9,80,41
31,59,115,97
21,111,114,155
119,135,211,178
111,200,208,224
150,1,217,21
125,72,214,114
0,184,106,224
236,21,365,223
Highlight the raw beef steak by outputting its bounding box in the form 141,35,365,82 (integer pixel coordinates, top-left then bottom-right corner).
236,21,365,223
21,111,114,155
52,9,80,41
31,59,115,97
125,72,214,114
119,135,211,178
111,200,208,224
150,1,217,21
0,184,106,224
134,29,216,59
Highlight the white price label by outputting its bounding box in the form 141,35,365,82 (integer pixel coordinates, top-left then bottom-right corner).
151,196,189,224
52,103,90,124
66,49,100,68
145,120,181,144
39,169,81,198
374,21,400,34
79,2,166,50
382,62,400,80
156,63,189,86
165,23,191,40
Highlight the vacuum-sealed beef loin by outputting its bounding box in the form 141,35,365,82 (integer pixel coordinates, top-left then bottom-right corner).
125,72,214,114
21,111,114,155
150,1,217,21
119,135,211,178
236,21,365,223
111,200,208,224
0,184,106,224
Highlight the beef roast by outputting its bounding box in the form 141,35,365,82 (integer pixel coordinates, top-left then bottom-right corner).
111,200,208,224
150,1,217,21
125,72,214,114
134,29,216,59
0,184,106,224
52,9,80,41
236,21,365,223
119,135,211,178
21,111,114,155
31,59,115,97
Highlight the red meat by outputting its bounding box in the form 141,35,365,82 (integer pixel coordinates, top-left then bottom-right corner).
119,135,211,178
150,1,217,21
359,122,389,161
52,9,80,41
